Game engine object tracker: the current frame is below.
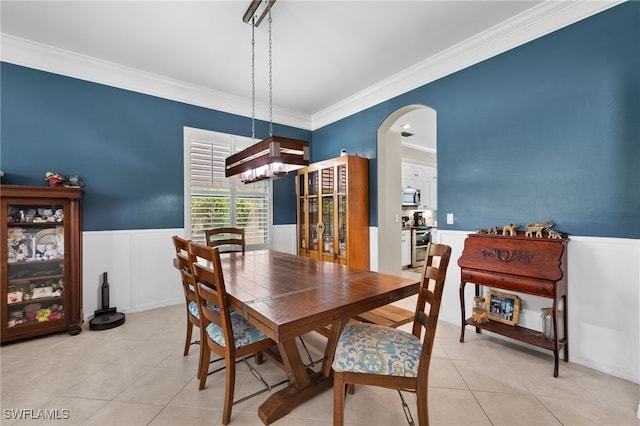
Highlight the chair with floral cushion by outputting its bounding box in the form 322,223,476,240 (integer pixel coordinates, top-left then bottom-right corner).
172,236,202,358
332,242,452,426
187,241,287,425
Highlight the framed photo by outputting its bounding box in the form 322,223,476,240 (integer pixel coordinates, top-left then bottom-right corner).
486,290,520,326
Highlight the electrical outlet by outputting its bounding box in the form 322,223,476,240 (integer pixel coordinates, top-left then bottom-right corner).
446,213,454,224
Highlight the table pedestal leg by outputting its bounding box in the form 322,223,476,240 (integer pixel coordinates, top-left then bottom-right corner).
257,318,349,425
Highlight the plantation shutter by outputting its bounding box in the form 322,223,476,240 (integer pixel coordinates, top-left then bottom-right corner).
185,127,271,249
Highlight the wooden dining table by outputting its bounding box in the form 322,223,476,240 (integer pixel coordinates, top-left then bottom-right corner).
215,249,420,425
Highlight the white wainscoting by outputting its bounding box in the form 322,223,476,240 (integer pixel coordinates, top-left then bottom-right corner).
82,226,298,318
82,227,639,383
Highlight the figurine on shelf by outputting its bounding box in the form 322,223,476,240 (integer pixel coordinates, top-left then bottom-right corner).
546,229,563,239
525,221,553,238
502,223,519,236
43,171,66,187
65,175,84,188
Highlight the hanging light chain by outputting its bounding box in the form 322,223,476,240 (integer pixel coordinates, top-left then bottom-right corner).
251,16,256,142
268,6,273,137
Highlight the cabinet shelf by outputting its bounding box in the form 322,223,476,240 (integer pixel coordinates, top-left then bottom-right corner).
7,295,65,308
464,317,567,352
8,221,64,227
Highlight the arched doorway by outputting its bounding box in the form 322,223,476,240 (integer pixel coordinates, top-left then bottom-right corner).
376,105,436,275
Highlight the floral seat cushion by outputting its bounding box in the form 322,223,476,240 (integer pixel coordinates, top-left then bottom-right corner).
188,301,200,319
188,301,231,319
332,322,422,377
205,312,269,348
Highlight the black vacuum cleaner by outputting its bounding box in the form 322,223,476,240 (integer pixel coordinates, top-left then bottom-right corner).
89,272,125,330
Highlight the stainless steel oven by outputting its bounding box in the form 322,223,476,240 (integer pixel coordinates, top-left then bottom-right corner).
411,227,431,268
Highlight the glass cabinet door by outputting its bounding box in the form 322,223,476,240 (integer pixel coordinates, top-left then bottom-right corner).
308,171,318,196
337,164,347,257
5,202,67,330
321,167,334,254
308,197,319,251
299,198,307,250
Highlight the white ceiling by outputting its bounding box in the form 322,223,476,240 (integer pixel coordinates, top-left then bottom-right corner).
0,0,621,151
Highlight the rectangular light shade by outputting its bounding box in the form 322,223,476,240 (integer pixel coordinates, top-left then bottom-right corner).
225,136,309,183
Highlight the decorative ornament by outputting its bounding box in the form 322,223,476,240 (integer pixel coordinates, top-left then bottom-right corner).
43,172,65,187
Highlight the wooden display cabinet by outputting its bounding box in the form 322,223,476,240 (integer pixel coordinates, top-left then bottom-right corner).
296,155,369,270
458,232,569,377
1,185,84,343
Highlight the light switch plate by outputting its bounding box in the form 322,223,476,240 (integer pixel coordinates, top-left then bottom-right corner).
446,213,454,224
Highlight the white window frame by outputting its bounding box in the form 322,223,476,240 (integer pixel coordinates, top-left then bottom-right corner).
183,126,272,249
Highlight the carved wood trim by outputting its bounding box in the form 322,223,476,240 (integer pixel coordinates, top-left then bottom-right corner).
481,248,534,264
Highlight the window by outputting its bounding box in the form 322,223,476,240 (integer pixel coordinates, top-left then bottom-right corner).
184,127,271,249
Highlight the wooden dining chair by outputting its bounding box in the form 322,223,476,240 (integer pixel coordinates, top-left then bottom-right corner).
205,227,245,254
332,242,452,426
187,241,286,425
172,236,202,359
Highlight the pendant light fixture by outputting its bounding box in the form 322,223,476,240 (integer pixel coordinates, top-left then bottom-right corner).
226,0,309,184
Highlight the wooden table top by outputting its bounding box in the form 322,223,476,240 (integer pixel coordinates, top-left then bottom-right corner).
218,250,420,342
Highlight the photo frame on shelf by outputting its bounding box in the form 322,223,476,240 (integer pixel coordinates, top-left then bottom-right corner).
486,290,520,326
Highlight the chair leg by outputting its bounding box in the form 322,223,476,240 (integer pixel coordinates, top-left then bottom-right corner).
198,344,211,390
222,357,236,425
416,386,429,426
184,319,193,356
333,372,346,426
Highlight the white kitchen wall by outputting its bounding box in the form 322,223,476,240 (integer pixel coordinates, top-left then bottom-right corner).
81,226,639,384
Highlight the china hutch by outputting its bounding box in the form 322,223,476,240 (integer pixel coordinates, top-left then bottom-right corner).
1,185,84,343
296,155,369,270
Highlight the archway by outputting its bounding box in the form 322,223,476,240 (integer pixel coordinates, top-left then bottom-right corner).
376,104,436,275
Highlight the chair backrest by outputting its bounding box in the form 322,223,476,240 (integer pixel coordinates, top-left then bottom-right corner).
204,227,245,254
172,235,198,307
411,242,452,385
187,241,235,350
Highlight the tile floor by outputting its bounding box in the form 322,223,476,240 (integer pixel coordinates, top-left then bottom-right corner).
2,287,639,425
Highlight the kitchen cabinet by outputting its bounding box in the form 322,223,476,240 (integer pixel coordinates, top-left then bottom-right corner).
401,229,411,268
296,155,369,269
402,162,437,209
1,185,84,343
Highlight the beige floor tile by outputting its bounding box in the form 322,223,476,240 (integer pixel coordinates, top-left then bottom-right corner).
453,359,526,394
538,394,640,426
474,390,561,425
114,366,195,405
81,400,163,425
63,363,153,400
148,405,219,426
429,358,468,389
439,336,499,362
347,385,414,425
429,387,492,426
11,396,107,426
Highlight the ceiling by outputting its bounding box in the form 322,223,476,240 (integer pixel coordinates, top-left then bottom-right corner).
0,1,620,151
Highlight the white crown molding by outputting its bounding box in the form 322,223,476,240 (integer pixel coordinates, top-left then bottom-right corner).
0,1,624,132
0,34,312,130
311,0,624,130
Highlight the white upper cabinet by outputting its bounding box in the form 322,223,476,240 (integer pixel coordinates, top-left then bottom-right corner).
402,162,437,209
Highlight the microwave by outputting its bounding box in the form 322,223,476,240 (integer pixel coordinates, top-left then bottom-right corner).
402,188,421,207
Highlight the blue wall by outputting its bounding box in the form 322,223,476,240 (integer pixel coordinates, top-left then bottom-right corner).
0,65,309,230
2,2,638,238
312,2,639,238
